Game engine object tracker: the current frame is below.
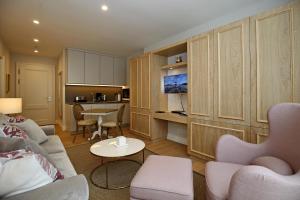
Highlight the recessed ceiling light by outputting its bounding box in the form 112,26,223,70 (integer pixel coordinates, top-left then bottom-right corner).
33,38,39,42
34,49,39,53
33,19,40,24
101,4,108,11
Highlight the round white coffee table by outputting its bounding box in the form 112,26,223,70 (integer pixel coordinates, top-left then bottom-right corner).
90,138,145,190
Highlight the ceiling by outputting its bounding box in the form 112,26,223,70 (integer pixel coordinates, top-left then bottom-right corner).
0,0,263,58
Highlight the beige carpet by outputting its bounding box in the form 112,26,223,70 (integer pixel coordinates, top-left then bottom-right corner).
66,143,206,200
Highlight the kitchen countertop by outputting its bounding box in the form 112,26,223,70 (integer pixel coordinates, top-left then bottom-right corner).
66,100,129,105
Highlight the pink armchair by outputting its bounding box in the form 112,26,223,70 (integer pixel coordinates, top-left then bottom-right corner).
205,103,300,200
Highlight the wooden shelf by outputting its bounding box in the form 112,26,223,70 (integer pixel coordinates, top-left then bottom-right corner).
161,62,187,70
153,112,188,124
153,41,187,57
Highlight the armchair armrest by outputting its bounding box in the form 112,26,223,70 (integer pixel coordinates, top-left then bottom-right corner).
229,166,300,200
40,125,55,136
4,175,89,200
216,134,268,165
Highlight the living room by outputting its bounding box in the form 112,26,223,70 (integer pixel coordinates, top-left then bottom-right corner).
0,0,300,200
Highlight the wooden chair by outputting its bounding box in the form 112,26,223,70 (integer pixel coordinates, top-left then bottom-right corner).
72,103,97,143
100,104,125,139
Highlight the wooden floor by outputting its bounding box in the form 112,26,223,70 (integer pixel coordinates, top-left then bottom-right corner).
56,125,206,175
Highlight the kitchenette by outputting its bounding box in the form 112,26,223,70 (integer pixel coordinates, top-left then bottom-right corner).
64,85,130,132
56,48,130,132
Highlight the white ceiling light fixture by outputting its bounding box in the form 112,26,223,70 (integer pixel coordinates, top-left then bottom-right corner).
33,19,40,24
101,4,108,11
33,38,39,42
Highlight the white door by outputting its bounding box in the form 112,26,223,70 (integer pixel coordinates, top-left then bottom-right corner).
16,63,55,125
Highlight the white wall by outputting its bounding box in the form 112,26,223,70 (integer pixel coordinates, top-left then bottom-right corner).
9,53,58,97
144,0,292,52
0,38,11,97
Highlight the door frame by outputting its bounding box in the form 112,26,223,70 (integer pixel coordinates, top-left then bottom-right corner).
16,62,56,124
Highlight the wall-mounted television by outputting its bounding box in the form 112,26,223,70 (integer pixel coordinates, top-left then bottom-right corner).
164,73,187,93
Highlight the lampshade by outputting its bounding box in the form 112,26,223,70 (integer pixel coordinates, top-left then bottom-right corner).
0,98,22,114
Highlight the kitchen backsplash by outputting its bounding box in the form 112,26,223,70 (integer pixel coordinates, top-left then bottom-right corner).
65,85,122,103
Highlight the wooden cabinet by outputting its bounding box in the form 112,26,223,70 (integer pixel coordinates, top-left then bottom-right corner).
250,2,300,128
100,55,114,85
130,58,138,107
84,52,100,85
129,54,151,138
66,49,126,86
188,31,214,120
213,18,251,126
130,112,151,138
188,118,250,159
140,54,151,110
67,49,85,84
114,57,126,85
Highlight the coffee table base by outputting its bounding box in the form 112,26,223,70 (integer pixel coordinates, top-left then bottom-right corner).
90,159,142,190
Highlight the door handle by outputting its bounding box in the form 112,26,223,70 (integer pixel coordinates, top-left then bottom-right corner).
48,96,52,102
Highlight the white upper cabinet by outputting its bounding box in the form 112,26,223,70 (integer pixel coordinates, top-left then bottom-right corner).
66,49,126,86
100,55,114,85
67,49,85,84
84,52,100,84
114,57,126,85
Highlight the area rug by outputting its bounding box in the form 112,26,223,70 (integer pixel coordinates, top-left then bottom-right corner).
66,143,206,200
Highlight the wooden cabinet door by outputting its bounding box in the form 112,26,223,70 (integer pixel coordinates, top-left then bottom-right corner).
131,112,150,137
113,57,126,86
100,55,114,85
213,18,251,125
130,58,138,108
140,54,151,110
250,3,300,128
188,118,249,159
84,52,100,85
67,49,85,84
188,31,214,120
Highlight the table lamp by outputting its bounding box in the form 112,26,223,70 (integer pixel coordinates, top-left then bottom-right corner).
0,98,22,115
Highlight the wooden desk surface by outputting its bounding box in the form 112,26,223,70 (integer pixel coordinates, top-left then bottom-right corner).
153,112,188,124
82,108,118,114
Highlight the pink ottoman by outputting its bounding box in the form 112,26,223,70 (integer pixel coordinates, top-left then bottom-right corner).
130,155,194,200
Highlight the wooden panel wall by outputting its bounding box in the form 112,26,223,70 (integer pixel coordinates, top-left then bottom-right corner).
188,31,214,120
250,3,300,128
213,18,251,125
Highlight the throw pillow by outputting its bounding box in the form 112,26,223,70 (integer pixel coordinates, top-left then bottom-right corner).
7,115,26,123
0,149,64,198
0,113,10,124
0,124,29,139
251,156,294,175
12,119,48,144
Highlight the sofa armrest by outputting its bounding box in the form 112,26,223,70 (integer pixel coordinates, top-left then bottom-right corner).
229,166,300,200
216,134,268,165
3,175,89,200
40,125,55,136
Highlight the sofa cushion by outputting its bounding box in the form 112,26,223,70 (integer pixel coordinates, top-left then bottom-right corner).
205,161,244,200
0,137,53,164
251,156,293,175
0,149,63,198
48,152,77,178
130,155,194,200
40,135,66,154
13,119,48,144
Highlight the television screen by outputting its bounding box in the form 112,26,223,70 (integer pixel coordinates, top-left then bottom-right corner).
164,73,187,93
